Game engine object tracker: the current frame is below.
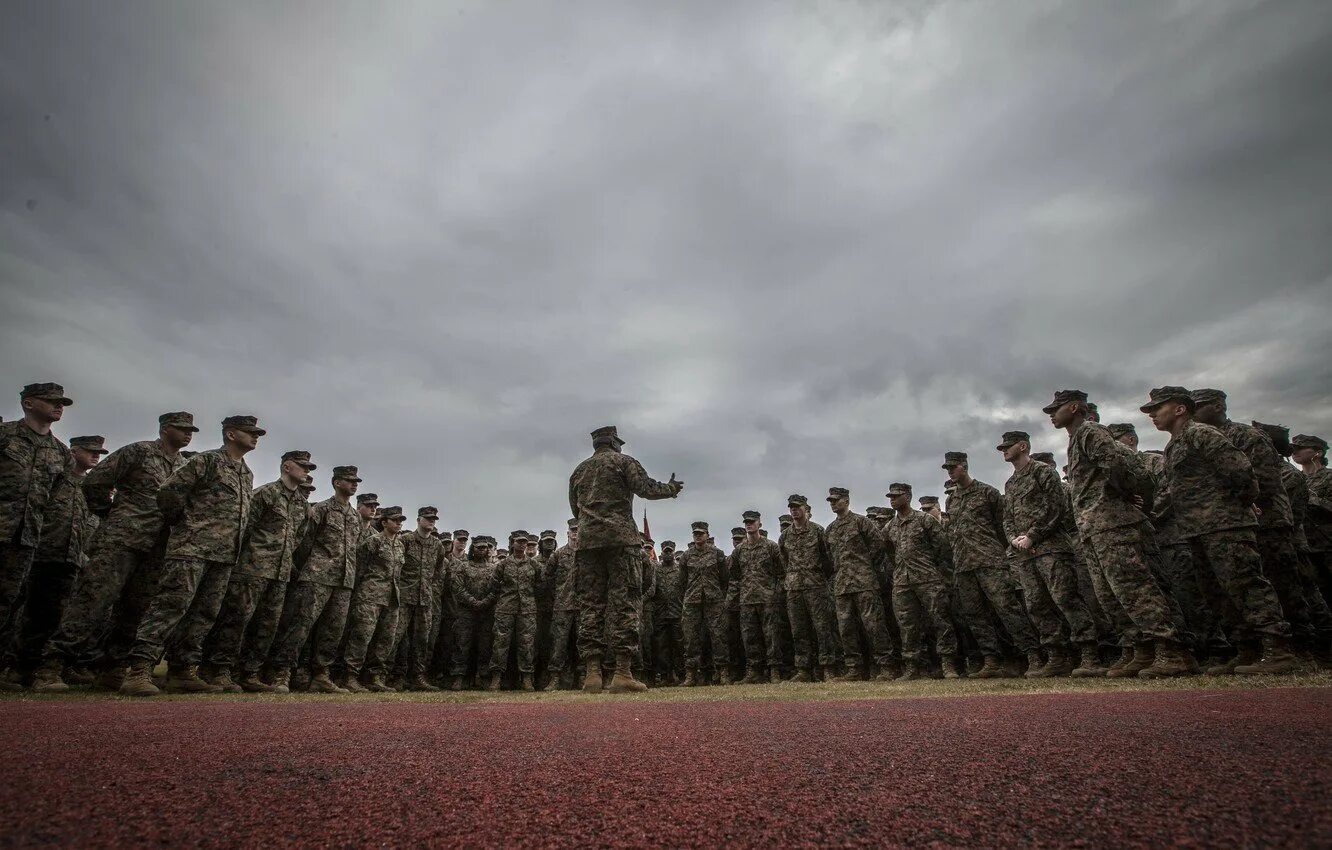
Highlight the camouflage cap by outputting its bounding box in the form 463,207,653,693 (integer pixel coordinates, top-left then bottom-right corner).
995,430,1030,450
540,529,558,540
779,514,793,525
221,415,266,435
1031,452,1057,465
826,487,849,502
1042,389,1088,414
20,382,72,405
886,482,912,497
356,492,379,505
864,506,884,518
453,529,470,539
417,506,439,519
730,527,745,538
1139,386,1195,413
159,411,199,432
334,465,363,482
1292,434,1329,452
741,510,761,522
787,494,809,507
298,480,316,492
378,505,406,522
437,530,453,541
941,451,968,469
1252,421,1289,444
661,540,676,551
510,530,530,543
919,496,939,506
690,521,709,533
1086,402,1100,421
281,450,317,470
566,518,578,529
942,479,956,492
1106,423,1136,439
472,535,494,546
69,435,108,454
1190,388,1227,407
590,425,625,446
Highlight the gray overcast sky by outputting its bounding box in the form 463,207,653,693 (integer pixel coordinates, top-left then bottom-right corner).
3,1,1331,543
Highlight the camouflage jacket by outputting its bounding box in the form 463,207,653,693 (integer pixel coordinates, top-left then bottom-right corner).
1138,452,1186,545
0,420,71,549
400,530,445,607
1066,421,1153,536
653,553,683,619
1216,421,1293,530
159,448,253,563
1002,459,1074,560
1280,463,1311,553
549,545,579,612
1163,421,1258,538
82,439,184,554
568,447,677,549
35,466,92,565
494,555,541,615
1304,468,1332,553
293,497,361,588
639,551,655,601
451,557,497,611
679,543,728,604
237,480,308,581
355,531,404,607
826,511,887,596
778,520,833,592
945,478,1008,570
885,509,948,586
730,537,784,605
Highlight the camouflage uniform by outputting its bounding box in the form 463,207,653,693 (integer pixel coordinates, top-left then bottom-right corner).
732,533,785,672
885,508,956,663
343,527,403,679
202,477,308,675
679,537,730,674
636,547,656,672
778,518,839,670
546,541,579,678
128,446,253,667
652,546,684,681
827,503,898,668
41,437,183,670
1303,455,1332,602
1279,461,1332,643
450,551,497,679
395,527,443,680
491,552,541,675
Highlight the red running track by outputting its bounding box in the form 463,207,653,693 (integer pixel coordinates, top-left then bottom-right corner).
2,687,1329,848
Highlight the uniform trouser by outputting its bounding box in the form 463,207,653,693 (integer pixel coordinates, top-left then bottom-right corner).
1187,528,1290,644
44,543,161,669
1072,544,1116,645
638,601,654,671
575,545,641,662
342,595,399,677
535,600,553,681
491,609,536,674
271,582,353,671
1155,541,1226,654
126,557,231,666
393,602,433,678
653,616,683,678
836,589,898,667
890,583,955,662
430,594,454,678
450,607,494,677
203,575,288,673
1256,529,1316,646
1083,526,1179,645
1013,553,1097,648
548,609,578,673
952,568,1039,655
1296,551,1332,639
739,601,782,668
0,543,36,658
726,601,744,675
8,559,78,671
786,587,839,669
682,599,729,671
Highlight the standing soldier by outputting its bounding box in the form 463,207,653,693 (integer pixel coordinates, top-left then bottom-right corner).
269,465,364,694
489,531,541,691
725,526,746,683
430,529,468,684
1293,435,1332,605
201,449,314,693
884,483,958,680
534,529,559,688
652,539,685,685
568,426,682,694
1142,387,1294,674
942,451,1044,675
679,521,730,686
825,487,897,681
733,511,785,683
396,507,444,691
637,536,656,684
449,535,498,690
544,520,580,690
779,494,840,682
121,415,260,697
342,506,406,692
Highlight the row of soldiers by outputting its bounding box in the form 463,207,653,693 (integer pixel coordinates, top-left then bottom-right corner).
1,382,1330,697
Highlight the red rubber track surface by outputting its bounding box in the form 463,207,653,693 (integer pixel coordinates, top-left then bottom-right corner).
2,688,1329,848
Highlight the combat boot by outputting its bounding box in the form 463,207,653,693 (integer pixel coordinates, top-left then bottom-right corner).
32,660,70,693
1070,643,1107,678
342,676,369,693
409,675,441,692
1107,643,1154,679
1139,642,1201,679
310,671,350,694
608,653,648,694
582,658,603,694
941,658,962,679
239,672,275,693
741,668,764,685
65,665,95,686
0,668,23,692
269,670,291,694
895,662,921,682
871,668,896,682
209,668,243,694
790,668,814,683
1104,646,1133,676
971,655,1007,679
542,673,560,692
1234,636,1298,675
120,662,160,697
165,665,223,694
93,667,125,692
449,675,465,691
717,668,734,686
682,668,699,687
485,672,503,691
1207,644,1258,675
521,674,535,692
1023,650,1051,678
366,675,394,693
1043,646,1075,678
832,666,864,683
291,668,312,692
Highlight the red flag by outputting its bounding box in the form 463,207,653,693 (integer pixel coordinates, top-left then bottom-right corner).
642,509,651,542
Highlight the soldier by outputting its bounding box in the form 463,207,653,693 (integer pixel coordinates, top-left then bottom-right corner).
489,531,542,691
779,494,840,682
1293,434,1332,605
200,449,315,693
449,535,498,690
396,506,444,691
568,425,682,694
269,465,364,694
998,431,1104,678
1142,387,1295,674
0,383,73,686
33,412,193,692
637,535,656,683
919,497,941,520
356,493,379,538
679,521,730,686
826,487,898,681
5,435,101,689
342,505,406,692
725,526,746,682
652,539,685,685
884,483,957,679
120,415,260,697
778,515,793,534
534,529,559,687
544,520,580,690
430,529,468,683
942,451,1044,676
731,511,785,683
1047,389,1194,679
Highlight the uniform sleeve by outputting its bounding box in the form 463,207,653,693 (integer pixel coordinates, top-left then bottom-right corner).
860,515,887,565
157,453,208,525
567,472,580,523
1309,472,1332,515
293,501,326,567
987,487,1008,545
625,457,678,501
1209,429,1258,503
1026,467,1066,545
82,443,133,518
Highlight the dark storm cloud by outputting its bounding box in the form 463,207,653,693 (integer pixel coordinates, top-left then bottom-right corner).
3,1,1331,538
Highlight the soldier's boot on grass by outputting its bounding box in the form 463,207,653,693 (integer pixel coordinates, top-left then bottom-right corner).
895,661,921,682
268,670,291,694
607,653,648,694
449,675,465,691
971,655,1007,679
291,668,312,692
1234,636,1298,675
1139,642,1201,679
741,667,764,685
1023,650,1051,678
166,665,223,694
790,668,814,683
542,673,560,692
366,675,394,693
1043,646,1075,678
717,668,734,686
521,674,535,692
1105,646,1133,677
209,668,243,694
942,658,963,680
582,657,603,694
64,666,95,685
311,670,350,694
768,668,783,684
238,673,275,693
486,672,503,691
682,668,699,687
32,660,69,693
409,675,440,692
94,667,124,692
1207,644,1258,675
1107,643,1154,679
120,662,160,697
1071,643,1107,678
833,666,864,683
0,668,23,692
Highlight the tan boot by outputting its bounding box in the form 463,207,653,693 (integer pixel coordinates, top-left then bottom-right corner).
209,668,243,693
64,665,95,686
165,665,223,694
239,672,275,693
1071,643,1107,678
269,670,291,694
971,655,1008,679
1234,636,1298,675
1024,650,1052,678
120,662,160,697
342,676,369,694
542,673,560,692
1107,643,1154,679
741,668,764,685
486,672,503,691
1043,646,1075,678
768,669,783,684
895,661,921,682
409,675,441,692
1105,645,1134,676
310,671,350,694
832,666,864,683
449,675,465,691
582,658,603,694
366,676,394,693
942,658,963,680
1208,644,1259,675
520,674,535,692
291,669,312,692
790,669,814,683
607,653,648,694
682,668,699,687
32,660,70,693
717,668,734,686
1139,642,1201,679
94,667,125,692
